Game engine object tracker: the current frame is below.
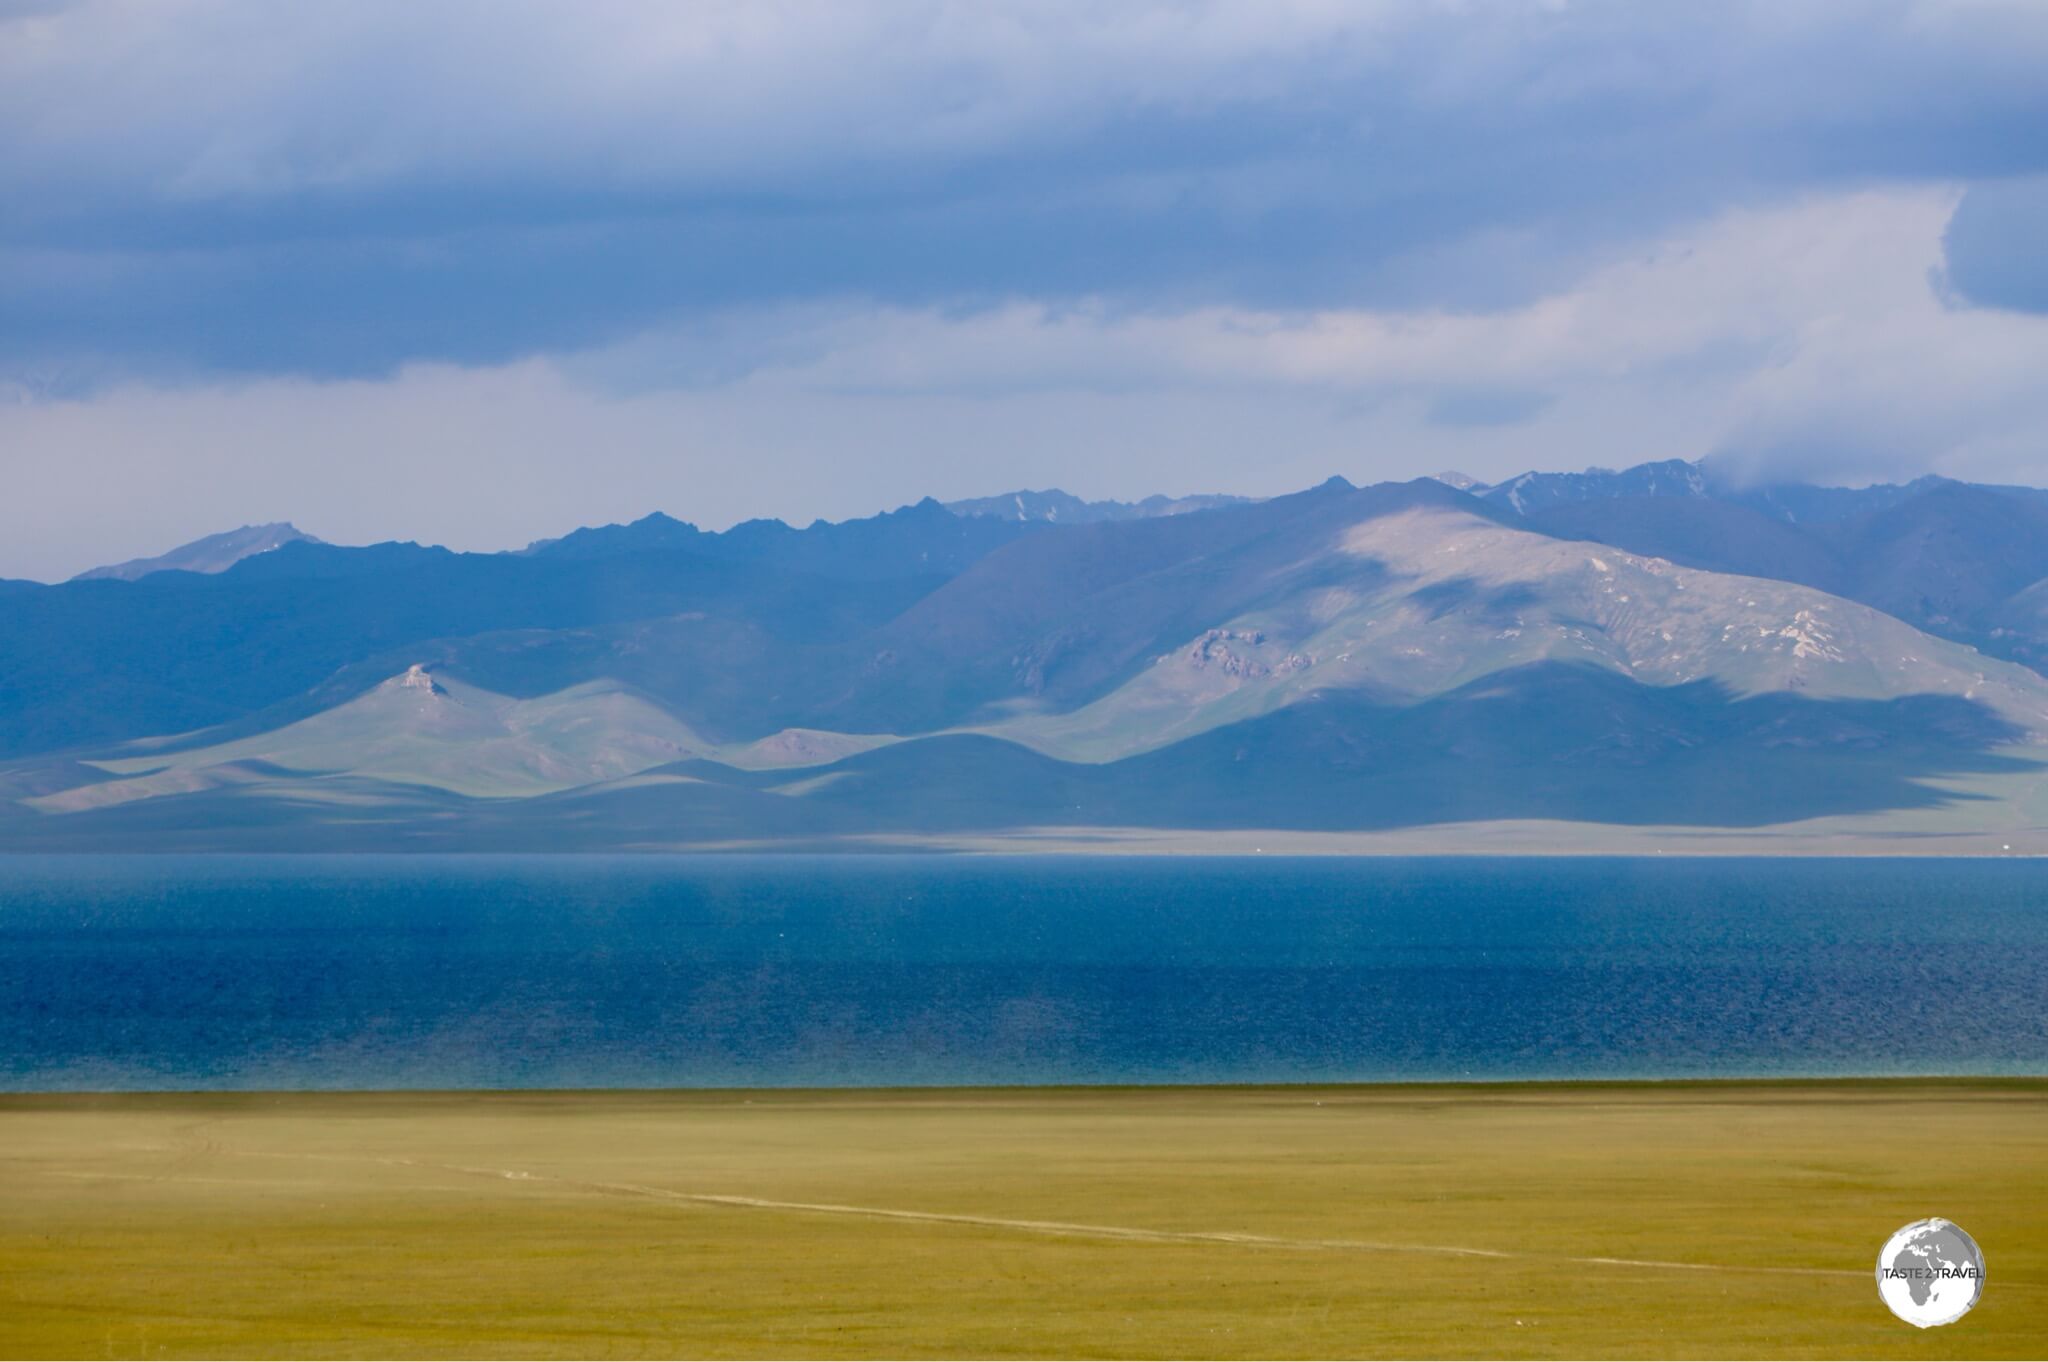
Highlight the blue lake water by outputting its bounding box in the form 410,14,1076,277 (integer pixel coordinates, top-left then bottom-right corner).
1,855,2043,1090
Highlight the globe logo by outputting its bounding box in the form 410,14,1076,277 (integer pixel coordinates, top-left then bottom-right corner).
1877,1218,1985,1328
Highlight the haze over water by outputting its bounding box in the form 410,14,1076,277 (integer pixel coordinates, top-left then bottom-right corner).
3,855,2043,1091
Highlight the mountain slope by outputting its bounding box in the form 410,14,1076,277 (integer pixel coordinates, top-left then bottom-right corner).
533,498,1040,579
1,497,1060,763
944,488,1254,523
1526,497,1848,593
73,523,321,581
982,500,2048,761
7,468,2048,851
1821,482,2048,637
1522,478,2048,677
398,477,1472,745
1481,459,1708,515
1479,455,1956,524
15,659,2032,849
830,478,1492,732
0,537,939,761
48,667,711,804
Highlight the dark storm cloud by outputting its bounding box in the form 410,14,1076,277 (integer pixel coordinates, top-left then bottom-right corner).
1942,174,2048,314
3,1,2047,383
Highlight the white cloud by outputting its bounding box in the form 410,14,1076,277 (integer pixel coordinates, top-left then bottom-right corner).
577,183,2048,478
8,0,2047,386
4,184,2046,581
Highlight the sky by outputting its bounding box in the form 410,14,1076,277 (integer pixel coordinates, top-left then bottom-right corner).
3,1,2047,580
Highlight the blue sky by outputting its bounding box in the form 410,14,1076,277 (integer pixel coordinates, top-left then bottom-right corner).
4,1,2047,578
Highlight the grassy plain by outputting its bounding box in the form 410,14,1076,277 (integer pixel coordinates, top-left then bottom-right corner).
1,1081,2043,1359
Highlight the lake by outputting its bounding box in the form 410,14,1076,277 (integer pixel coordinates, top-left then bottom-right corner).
2,854,2043,1090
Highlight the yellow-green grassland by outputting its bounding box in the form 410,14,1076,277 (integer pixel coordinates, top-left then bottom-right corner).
2,1081,2042,1359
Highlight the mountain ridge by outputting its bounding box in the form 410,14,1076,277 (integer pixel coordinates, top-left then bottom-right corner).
943,488,1256,524
72,522,321,582
9,461,2048,852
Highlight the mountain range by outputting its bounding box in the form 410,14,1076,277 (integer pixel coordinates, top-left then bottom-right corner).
7,460,2048,853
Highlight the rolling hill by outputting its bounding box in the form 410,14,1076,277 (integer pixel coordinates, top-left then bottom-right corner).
50,668,712,804
983,497,2048,761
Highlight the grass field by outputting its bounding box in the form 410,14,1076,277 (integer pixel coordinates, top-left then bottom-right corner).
1,1081,2043,1358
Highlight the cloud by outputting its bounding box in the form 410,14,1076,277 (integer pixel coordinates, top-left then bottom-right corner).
4,1,2048,380
7,184,2048,581
1942,173,2048,314
4,1,2044,577
1425,389,1555,429
578,189,1994,407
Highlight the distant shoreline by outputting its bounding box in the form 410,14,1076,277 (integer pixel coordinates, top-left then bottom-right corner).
2,834,2044,857
9,1075,2047,1101
8,801,2048,856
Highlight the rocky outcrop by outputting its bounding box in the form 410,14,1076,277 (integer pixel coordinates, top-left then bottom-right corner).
1176,629,1313,679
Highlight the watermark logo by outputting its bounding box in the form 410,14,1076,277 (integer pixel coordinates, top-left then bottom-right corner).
1877,1218,1984,1328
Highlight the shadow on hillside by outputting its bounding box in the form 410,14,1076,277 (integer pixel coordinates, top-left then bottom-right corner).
5,663,2038,849
807,662,2043,832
